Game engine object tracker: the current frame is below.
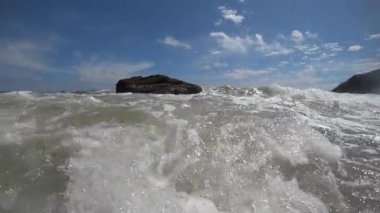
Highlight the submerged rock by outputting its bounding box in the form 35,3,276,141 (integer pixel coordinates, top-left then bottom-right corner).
332,69,380,94
116,74,202,94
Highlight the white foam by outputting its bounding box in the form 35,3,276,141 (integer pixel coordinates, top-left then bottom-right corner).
163,103,176,112
15,91,37,100
62,112,342,212
1,87,378,212
183,196,220,213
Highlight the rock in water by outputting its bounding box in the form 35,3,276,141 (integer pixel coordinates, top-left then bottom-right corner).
332,69,380,94
116,75,202,94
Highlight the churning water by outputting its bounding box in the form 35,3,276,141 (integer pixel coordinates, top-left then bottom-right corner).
0,86,379,213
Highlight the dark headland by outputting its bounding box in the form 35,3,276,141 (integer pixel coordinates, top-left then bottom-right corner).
116,74,202,94
332,69,380,94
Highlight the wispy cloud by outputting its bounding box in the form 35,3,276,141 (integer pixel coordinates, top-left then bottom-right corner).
226,68,271,80
277,31,344,62
218,6,244,24
309,52,337,61
299,58,380,83
158,36,191,49
210,32,253,53
250,64,331,89
214,20,223,26
291,38,342,62
275,58,380,88
367,33,380,40
295,44,319,55
283,65,326,88
323,43,343,52
305,31,318,39
347,45,362,52
254,34,293,56
348,58,380,71
210,50,221,55
0,40,52,71
201,61,228,70
74,60,154,84
210,32,293,56
223,64,331,89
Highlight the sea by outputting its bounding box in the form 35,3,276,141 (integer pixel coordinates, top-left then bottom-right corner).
0,86,379,213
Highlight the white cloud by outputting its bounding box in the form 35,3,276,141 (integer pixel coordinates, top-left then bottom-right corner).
299,44,319,55
291,30,304,43
292,40,343,62
289,31,321,56
323,43,343,52
219,6,244,24
347,45,362,52
226,68,271,80
158,36,191,49
0,40,52,70
283,30,343,62
210,50,221,55
254,34,294,56
74,60,154,83
368,33,380,40
210,32,253,53
305,31,318,39
210,32,293,56
279,30,337,64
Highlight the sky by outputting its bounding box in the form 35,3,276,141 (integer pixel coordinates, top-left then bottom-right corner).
1,0,380,91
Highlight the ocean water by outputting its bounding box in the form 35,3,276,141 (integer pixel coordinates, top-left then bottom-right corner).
0,86,379,213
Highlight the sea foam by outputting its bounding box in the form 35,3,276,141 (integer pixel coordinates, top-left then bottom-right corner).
0,86,379,212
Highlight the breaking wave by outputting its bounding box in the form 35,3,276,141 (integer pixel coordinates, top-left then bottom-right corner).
0,86,379,212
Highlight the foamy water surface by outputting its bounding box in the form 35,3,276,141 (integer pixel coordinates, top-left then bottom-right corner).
0,86,379,213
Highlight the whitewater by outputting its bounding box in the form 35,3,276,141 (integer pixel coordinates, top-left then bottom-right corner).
0,86,379,213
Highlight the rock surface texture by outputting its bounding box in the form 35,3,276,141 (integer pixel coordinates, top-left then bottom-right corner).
332,69,380,94
116,75,202,94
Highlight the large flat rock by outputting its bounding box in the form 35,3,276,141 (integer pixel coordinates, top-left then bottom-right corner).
116,75,202,94
332,69,380,94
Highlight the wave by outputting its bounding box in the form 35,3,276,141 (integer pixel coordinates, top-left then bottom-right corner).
0,86,379,212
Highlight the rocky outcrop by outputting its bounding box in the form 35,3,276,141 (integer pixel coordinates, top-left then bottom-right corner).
116,75,202,94
332,69,380,94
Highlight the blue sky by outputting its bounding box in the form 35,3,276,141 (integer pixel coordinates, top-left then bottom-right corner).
1,0,379,91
